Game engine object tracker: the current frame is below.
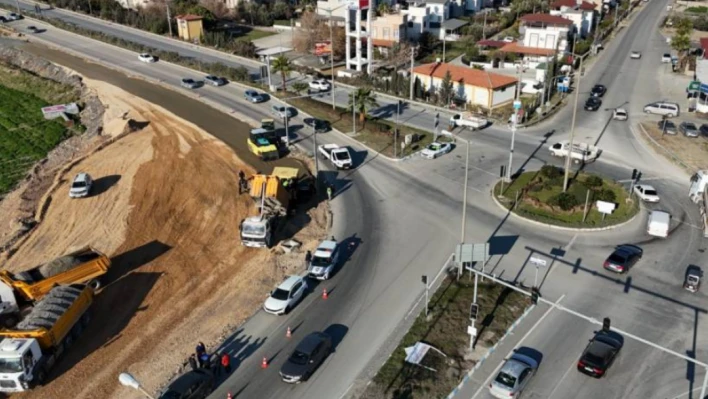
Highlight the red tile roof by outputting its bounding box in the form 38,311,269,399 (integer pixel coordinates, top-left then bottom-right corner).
176,14,203,21
412,63,517,89
520,13,573,25
499,43,557,56
551,0,596,10
701,38,708,59
477,40,508,48
371,39,396,48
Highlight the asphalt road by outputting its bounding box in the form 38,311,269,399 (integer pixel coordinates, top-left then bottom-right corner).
3,3,708,399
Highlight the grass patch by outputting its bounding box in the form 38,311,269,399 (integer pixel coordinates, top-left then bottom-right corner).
0,63,79,104
420,41,468,64
286,96,435,158
686,6,708,13
240,29,277,41
364,278,530,399
494,168,639,228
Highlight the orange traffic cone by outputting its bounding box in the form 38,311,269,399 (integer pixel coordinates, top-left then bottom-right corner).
286,326,292,338
261,356,268,369
322,288,328,300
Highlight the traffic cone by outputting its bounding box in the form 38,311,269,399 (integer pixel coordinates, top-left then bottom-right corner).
322,288,328,300
286,326,292,338
261,356,268,369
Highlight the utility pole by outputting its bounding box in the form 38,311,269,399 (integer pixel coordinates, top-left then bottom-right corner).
563,55,584,192
614,0,619,26
313,125,319,179
506,66,523,181
329,9,336,110
461,138,470,243
165,0,173,37
352,94,357,135
482,11,488,40
15,0,20,13
87,0,93,15
395,101,400,159
442,11,447,63
409,46,416,101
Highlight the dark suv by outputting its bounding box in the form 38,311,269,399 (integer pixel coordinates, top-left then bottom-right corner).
280,332,333,383
577,331,623,378
158,369,214,399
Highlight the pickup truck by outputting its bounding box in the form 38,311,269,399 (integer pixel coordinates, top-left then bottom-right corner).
548,141,601,164
450,114,489,130
318,144,353,169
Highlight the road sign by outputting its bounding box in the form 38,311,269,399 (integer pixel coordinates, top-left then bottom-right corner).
471,243,489,263
513,100,522,110
529,256,547,267
467,326,478,336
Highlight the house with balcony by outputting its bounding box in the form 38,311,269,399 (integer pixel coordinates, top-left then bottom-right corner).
343,0,374,75
412,62,518,109
403,0,450,41
370,11,408,54
550,0,596,38
519,13,572,52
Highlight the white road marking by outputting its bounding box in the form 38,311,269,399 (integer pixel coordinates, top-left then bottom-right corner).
667,386,703,399
547,359,579,399
617,177,665,183
470,294,566,399
563,234,578,252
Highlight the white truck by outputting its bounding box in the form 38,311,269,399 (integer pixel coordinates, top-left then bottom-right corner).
689,170,708,238
647,210,671,238
318,144,353,170
548,141,601,164
449,113,489,130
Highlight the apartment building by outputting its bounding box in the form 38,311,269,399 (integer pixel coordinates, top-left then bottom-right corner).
549,0,596,38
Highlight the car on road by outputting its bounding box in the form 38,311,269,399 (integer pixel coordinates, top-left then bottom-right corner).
263,275,308,315
590,84,607,97
613,108,628,121
272,105,295,119
244,89,265,103
603,244,643,273
633,184,660,202
138,53,157,63
280,332,333,383
180,78,202,89
577,330,623,378
684,265,702,293
658,119,677,135
308,240,340,280
700,123,708,137
630,51,642,59
204,75,227,87
304,117,331,133
489,352,538,398
309,79,331,91
644,101,679,117
421,141,452,159
7,13,23,21
585,97,602,111
0,16,7,23
69,172,93,198
680,121,699,138
661,53,672,63
26,26,39,33
158,369,214,399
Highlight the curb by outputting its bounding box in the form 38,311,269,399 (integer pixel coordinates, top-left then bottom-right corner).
445,304,537,399
489,182,641,232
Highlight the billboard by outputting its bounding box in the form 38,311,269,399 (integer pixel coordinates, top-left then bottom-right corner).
348,0,369,9
315,41,332,56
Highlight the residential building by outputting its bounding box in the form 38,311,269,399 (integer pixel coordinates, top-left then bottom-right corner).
412,62,518,108
344,0,374,74
317,0,354,21
176,15,204,43
549,0,596,38
403,0,450,40
370,11,408,54
519,13,573,53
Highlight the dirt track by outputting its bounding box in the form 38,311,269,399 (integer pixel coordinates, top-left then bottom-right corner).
2,46,328,398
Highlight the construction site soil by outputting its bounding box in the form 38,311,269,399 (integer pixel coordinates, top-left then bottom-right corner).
0,43,329,398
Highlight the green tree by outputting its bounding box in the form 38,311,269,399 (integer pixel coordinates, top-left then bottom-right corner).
291,82,309,94
271,55,292,93
348,88,379,124
671,35,691,56
272,0,292,20
439,70,455,106
676,17,694,36
377,2,391,15
232,38,257,58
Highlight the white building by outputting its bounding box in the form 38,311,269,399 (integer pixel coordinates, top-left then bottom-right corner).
344,0,374,74
549,0,596,38
519,13,573,53
403,0,452,40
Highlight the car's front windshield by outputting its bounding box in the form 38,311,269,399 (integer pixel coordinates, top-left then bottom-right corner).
242,223,266,235
72,181,87,188
311,256,332,267
289,351,309,365
494,371,516,389
271,288,290,301
0,357,23,373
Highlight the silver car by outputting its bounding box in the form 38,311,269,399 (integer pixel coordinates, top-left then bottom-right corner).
680,121,699,138
658,120,677,135
181,78,201,89
489,352,538,398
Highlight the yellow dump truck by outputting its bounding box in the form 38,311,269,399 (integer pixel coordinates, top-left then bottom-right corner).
247,119,281,161
0,284,93,392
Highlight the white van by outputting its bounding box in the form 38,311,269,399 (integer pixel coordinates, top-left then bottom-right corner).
647,210,671,238
643,102,679,117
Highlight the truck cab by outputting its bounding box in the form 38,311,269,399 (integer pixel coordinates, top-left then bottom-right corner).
240,216,276,248
0,338,43,392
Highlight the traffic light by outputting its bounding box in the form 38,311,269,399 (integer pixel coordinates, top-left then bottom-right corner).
632,169,637,180
602,317,611,332
470,303,479,321
421,275,428,286
531,287,539,304
398,100,403,114
636,171,642,183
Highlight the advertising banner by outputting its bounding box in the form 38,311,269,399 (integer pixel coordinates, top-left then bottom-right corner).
314,41,332,56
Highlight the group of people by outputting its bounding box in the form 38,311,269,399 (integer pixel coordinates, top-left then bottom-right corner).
189,342,232,377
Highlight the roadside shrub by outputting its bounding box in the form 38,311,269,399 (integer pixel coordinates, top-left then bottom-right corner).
585,175,603,188
595,189,616,203
549,192,578,211
540,165,562,178
529,184,543,193
543,176,563,190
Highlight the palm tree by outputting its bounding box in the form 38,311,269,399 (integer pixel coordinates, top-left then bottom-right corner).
271,55,291,93
348,88,379,125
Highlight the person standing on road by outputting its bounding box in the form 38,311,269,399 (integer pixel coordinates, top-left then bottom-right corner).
305,250,312,268
221,353,232,374
195,342,206,367
188,354,198,371
326,184,333,201
238,171,247,194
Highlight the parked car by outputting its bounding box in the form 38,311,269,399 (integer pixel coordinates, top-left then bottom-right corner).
502,36,514,42
272,105,295,119
304,117,331,133
69,172,93,198
603,244,643,273
181,78,202,89
684,265,702,293
308,240,340,280
421,142,452,159
613,108,628,121
657,120,677,135
280,332,333,383
590,84,607,97
138,53,157,63
158,369,214,399
7,13,23,21
699,123,708,137
661,53,672,63
263,275,308,315
489,352,538,398
585,97,602,111
577,330,623,378
204,75,227,87
26,26,39,33
633,184,660,202
244,89,265,103
630,51,642,59
309,79,331,91
680,121,699,138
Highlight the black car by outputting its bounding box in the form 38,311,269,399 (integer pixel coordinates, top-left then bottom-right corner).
0,16,7,23
304,117,331,133
590,84,607,97
158,369,214,399
585,97,602,111
699,123,708,138
603,244,642,273
577,331,623,378
280,332,333,383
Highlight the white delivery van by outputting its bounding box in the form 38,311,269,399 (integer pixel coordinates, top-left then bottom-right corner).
647,210,671,238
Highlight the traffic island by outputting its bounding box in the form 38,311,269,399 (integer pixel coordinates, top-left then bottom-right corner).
493,166,639,229
362,277,531,399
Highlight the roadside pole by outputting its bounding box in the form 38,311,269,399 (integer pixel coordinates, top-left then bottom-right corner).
329,9,336,110
267,55,273,90
165,1,173,37
313,125,319,179
563,55,584,192
395,101,400,159
352,94,356,134
506,67,522,182
409,47,416,101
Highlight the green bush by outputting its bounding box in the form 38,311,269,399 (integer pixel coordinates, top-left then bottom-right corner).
543,176,563,190
549,192,579,210
540,165,562,178
529,184,543,192
595,189,616,203
585,175,603,188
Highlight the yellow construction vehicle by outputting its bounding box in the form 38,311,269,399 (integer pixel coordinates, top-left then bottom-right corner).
247,119,281,161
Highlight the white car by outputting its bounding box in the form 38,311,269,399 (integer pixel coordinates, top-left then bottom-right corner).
489,352,538,398
138,53,156,63
309,79,331,91
630,51,642,59
613,108,628,121
272,105,295,119
244,89,265,103
263,275,308,315
661,53,672,63
308,240,340,280
421,142,452,159
502,36,514,43
634,184,660,202
7,12,23,21
69,172,93,198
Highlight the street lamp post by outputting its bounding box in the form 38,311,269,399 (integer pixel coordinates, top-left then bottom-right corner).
562,54,585,192
119,373,155,399
352,93,357,135
323,5,346,110
506,66,523,182
440,130,470,244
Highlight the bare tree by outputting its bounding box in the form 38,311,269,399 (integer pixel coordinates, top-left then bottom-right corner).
200,0,231,19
